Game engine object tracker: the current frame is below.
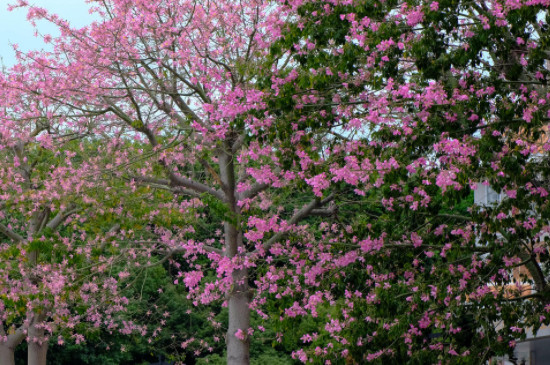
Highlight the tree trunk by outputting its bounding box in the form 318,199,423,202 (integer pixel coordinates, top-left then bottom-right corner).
227,266,250,365
219,147,250,365
0,344,15,365
0,328,25,365
26,209,48,365
27,324,48,365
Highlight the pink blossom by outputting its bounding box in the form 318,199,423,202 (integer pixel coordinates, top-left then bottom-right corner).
235,329,246,340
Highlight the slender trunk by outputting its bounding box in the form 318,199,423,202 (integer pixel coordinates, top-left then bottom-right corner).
226,225,250,365
227,270,250,365
0,344,15,365
13,141,49,365
27,211,48,365
28,324,48,365
220,148,250,365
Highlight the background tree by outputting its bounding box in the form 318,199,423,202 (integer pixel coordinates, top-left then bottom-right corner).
262,0,550,363
0,82,145,365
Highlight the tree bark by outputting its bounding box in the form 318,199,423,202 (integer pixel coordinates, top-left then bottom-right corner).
26,206,48,365
227,267,250,365
0,344,15,365
27,324,48,365
0,327,25,365
219,148,250,365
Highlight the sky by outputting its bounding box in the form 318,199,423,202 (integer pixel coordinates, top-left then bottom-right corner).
0,0,96,67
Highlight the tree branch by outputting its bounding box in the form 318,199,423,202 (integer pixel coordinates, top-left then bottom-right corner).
139,61,209,130
238,168,282,200
5,326,25,349
46,204,79,231
0,223,24,242
168,174,225,201
252,194,335,255
310,206,338,217
140,243,223,269
239,182,270,201
518,251,546,293
131,174,224,200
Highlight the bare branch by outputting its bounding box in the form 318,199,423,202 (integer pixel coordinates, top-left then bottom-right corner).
46,204,79,231
108,223,121,233
170,245,223,256
169,174,225,201
102,99,158,146
239,182,270,201
6,326,25,349
518,251,546,292
0,222,24,242
198,158,224,189
310,206,338,217
131,174,224,200
231,133,246,154
139,61,209,130
160,61,211,103
139,243,223,269
130,175,171,186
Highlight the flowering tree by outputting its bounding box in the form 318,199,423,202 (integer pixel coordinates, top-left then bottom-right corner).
0,74,148,364
263,0,550,363
1,0,341,364
7,0,550,364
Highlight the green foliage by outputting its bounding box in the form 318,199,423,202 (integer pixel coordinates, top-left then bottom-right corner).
197,350,294,365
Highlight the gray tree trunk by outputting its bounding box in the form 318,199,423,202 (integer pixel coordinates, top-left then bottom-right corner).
220,148,250,365
227,264,251,365
0,345,15,365
11,141,49,365
27,324,48,365
0,328,25,365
